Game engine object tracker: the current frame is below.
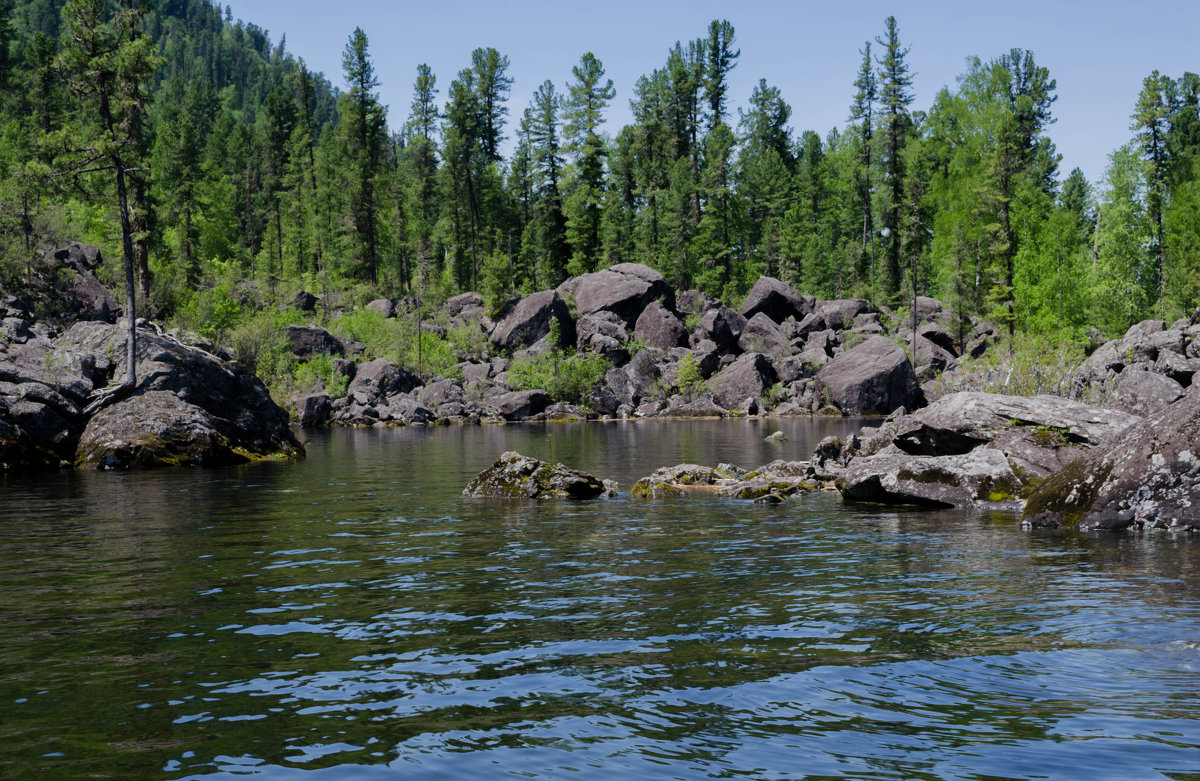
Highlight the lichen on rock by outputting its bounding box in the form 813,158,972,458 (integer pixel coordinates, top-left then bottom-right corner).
463,451,610,499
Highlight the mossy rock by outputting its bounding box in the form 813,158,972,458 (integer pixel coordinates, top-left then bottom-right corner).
463,451,607,499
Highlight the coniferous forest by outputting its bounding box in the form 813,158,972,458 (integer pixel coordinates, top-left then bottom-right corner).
2,0,1199,362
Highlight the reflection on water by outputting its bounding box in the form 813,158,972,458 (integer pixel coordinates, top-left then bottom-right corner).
1,419,1199,780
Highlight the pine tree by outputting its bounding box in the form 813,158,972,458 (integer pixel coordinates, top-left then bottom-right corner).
60,0,160,406
562,51,615,275
339,26,386,283
875,16,913,303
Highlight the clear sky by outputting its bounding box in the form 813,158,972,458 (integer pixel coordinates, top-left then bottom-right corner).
228,0,1199,186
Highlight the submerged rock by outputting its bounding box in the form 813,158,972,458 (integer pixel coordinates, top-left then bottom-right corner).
463,451,609,499
630,460,817,501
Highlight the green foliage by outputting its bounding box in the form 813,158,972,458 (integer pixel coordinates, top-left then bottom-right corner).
2,0,1198,385
293,354,350,397
173,282,242,346
676,352,708,400
928,332,1087,399
507,347,610,404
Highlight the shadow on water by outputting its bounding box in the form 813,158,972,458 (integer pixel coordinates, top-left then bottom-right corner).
2,419,1199,780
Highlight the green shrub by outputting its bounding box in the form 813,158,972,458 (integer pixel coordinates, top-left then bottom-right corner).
293,354,350,397
676,352,708,400
929,332,1088,400
507,348,611,404
396,328,462,380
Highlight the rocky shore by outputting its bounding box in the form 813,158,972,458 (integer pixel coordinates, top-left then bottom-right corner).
5,240,1200,532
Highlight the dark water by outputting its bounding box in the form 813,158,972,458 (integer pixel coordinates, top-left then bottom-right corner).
2,418,1200,780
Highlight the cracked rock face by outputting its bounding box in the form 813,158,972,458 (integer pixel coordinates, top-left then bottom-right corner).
1024,387,1200,531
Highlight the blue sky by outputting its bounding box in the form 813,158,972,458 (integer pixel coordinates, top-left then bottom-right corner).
229,1,1199,186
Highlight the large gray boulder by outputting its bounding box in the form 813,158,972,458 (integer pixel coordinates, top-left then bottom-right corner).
57,322,303,469
557,263,673,327
738,312,790,357
602,350,662,408
1110,367,1185,417
1024,386,1200,531
700,305,746,353
815,336,922,416
634,300,687,350
576,310,629,363
710,352,777,410
488,389,552,420
828,391,1144,510
815,299,874,331
889,392,1143,479
739,276,813,325
490,290,574,353
347,358,421,404
284,325,344,360
840,448,1022,509
463,451,609,499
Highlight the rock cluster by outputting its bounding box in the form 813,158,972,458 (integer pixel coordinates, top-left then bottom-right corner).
1,244,302,470
818,392,1142,510
1071,317,1200,416
1024,386,1200,531
318,267,937,426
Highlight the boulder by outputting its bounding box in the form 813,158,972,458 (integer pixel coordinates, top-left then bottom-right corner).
602,350,662,408
815,299,873,331
916,321,958,355
739,276,813,324
290,290,318,312
463,451,608,499
557,263,672,326
912,296,944,324
366,298,395,318
296,392,332,426
662,393,728,418
347,359,421,403
576,310,630,363
417,378,463,408
488,389,552,420
677,289,718,316
444,292,485,320
815,336,922,416
738,312,790,357
1024,386,1200,531
889,391,1143,480
284,325,344,360
634,300,687,350
66,270,119,323
490,290,574,353
56,322,302,469
710,352,777,410
52,241,103,272
700,305,746,353
840,448,1022,509
630,463,741,498
1111,367,1185,417
791,313,829,341
531,402,596,422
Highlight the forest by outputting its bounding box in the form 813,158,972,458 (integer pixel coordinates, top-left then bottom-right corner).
1,0,1198,358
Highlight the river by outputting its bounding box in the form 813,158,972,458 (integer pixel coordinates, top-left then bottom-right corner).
2,418,1199,780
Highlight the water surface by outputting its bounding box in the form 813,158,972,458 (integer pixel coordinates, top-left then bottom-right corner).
2,418,1199,780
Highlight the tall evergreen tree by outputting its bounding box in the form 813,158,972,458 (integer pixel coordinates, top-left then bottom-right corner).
562,51,614,274
339,26,386,282
60,0,160,405
875,15,913,302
